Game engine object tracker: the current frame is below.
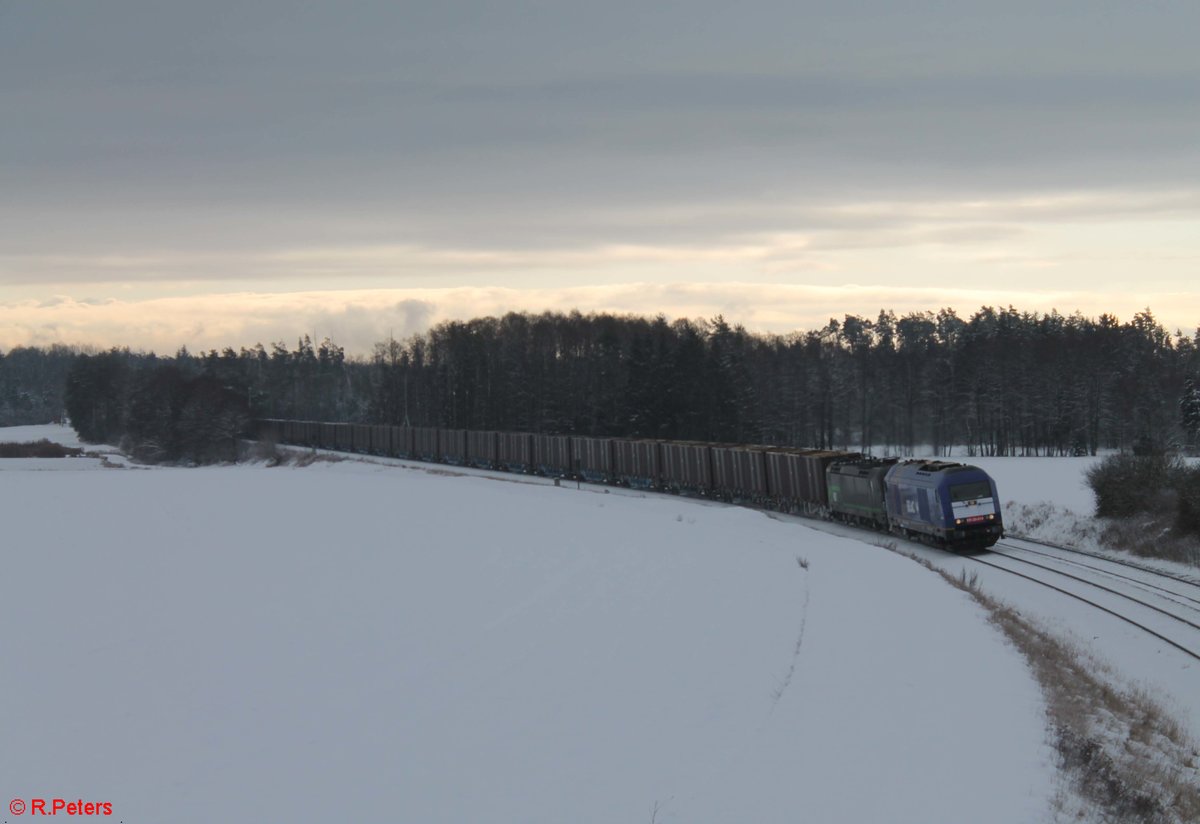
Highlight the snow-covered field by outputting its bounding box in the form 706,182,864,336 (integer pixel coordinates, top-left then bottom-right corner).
0,425,1059,823
968,455,1102,514
0,422,94,450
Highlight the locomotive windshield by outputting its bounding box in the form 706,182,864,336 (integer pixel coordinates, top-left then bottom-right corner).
950,480,992,502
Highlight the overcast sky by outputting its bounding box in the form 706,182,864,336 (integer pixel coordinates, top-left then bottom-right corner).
2,1,1198,352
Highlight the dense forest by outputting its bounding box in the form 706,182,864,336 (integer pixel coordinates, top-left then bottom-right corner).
0,344,78,427
6,306,1199,461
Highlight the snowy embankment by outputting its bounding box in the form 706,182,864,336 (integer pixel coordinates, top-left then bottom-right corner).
0,434,1056,823
969,454,1103,551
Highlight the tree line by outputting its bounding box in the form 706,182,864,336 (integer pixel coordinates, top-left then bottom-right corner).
8,305,1199,462
0,344,77,426
60,351,251,464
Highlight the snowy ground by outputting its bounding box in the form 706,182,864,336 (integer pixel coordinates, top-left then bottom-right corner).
968,455,1102,514
1,426,1059,823
0,422,127,469
0,422,95,450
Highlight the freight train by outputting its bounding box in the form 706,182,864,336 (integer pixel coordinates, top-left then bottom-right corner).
255,419,1004,549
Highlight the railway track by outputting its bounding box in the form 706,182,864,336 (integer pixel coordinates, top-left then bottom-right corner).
1006,532,1200,589
964,548,1200,664
995,538,1200,613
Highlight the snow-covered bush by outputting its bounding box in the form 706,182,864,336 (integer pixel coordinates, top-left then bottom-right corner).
1084,453,1179,518
1173,464,1200,536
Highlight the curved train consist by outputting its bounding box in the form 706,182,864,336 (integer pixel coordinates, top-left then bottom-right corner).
256,419,1004,549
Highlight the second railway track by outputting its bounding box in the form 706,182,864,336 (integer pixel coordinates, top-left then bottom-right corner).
964,548,1200,663
1005,533,1200,590
995,538,1200,612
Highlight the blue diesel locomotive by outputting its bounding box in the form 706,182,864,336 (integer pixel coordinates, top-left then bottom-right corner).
883,460,1003,548
827,457,1004,548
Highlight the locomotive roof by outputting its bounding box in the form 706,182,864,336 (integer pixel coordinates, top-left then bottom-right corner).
901,460,980,474
829,456,898,470
828,457,898,478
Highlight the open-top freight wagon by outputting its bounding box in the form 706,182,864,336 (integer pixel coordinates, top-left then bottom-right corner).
254,419,1003,549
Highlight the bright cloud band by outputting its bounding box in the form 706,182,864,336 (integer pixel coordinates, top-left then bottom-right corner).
3,283,1197,355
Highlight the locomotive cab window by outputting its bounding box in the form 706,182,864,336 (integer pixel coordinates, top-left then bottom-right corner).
950,481,991,502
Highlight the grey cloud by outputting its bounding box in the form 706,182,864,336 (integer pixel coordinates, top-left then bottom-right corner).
1,1,1198,285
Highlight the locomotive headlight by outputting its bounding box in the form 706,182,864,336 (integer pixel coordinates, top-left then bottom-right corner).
955,518,962,525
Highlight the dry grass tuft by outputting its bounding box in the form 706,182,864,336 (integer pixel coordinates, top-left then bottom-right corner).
0,439,85,458
238,440,345,467
1097,516,1200,566
287,450,344,467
